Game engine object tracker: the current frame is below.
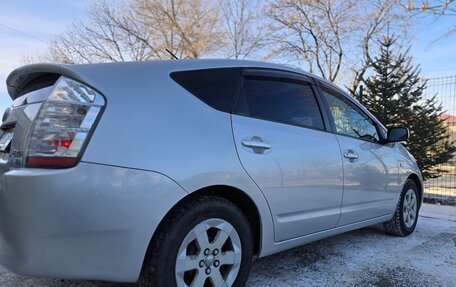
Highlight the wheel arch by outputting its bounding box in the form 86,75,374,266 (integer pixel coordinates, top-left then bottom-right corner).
407,173,423,207
140,185,262,274
189,185,262,255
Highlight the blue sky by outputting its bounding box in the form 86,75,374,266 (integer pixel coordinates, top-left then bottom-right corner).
412,15,456,77
1,0,456,113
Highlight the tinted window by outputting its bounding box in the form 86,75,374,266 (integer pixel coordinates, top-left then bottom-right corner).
321,89,379,142
236,77,324,130
170,68,241,112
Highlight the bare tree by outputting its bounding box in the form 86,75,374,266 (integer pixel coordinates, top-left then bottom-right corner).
221,0,264,59
47,1,158,64
403,0,456,40
266,0,355,81
132,0,223,59
35,0,224,64
27,0,418,98
266,0,411,90
404,0,455,14
350,0,412,93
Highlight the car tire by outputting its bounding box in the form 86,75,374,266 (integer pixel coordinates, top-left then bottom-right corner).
138,195,253,287
383,179,420,236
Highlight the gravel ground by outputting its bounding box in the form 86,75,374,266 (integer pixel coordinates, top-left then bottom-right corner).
1,204,455,287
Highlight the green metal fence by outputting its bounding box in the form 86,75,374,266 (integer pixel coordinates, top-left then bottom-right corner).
423,75,456,205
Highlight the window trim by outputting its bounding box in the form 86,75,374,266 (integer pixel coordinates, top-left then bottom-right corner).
242,68,312,83
232,68,329,132
315,84,386,144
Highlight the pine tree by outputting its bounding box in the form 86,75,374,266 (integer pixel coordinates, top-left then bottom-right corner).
355,36,455,180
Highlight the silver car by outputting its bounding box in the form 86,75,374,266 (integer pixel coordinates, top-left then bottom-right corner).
0,60,422,287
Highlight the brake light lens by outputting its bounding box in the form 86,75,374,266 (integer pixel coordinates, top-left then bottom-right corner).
25,77,105,168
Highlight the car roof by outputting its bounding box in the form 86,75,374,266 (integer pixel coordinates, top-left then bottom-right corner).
70,59,314,75
7,59,335,99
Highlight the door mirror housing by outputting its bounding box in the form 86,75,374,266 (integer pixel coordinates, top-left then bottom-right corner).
386,127,409,143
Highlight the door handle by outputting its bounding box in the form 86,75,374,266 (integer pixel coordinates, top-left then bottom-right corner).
241,140,271,150
241,136,271,154
343,150,358,160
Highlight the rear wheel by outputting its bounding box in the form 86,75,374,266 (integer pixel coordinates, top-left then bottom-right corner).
384,179,419,236
139,196,253,287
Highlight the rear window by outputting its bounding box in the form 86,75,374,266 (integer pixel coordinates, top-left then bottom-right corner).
170,68,241,112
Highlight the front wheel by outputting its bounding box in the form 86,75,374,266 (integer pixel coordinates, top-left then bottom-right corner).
384,179,420,236
139,196,253,287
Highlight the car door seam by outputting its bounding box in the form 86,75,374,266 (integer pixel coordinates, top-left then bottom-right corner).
229,113,277,239
333,134,345,227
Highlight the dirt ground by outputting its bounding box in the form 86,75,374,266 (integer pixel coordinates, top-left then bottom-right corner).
1,204,455,287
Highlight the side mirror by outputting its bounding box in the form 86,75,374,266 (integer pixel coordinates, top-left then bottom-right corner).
387,127,409,143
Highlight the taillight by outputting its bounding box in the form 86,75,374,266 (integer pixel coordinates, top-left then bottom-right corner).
25,77,105,168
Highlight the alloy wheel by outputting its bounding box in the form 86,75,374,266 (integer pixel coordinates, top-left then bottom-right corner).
175,218,242,287
403,189,417,228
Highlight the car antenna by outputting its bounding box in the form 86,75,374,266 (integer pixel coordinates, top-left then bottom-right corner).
166,49,179,60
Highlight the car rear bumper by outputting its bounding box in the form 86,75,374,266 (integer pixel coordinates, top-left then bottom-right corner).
0,162,187,282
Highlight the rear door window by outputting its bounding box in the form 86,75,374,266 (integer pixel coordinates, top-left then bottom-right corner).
235,76,325,130
170,68,241,112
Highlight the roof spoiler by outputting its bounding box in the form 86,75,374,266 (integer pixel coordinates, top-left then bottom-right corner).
6,64,84,100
